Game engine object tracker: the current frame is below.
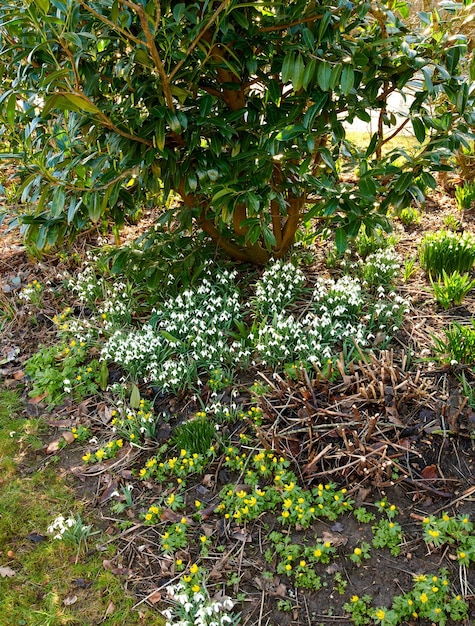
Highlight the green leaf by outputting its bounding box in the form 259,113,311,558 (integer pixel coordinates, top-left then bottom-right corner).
412,118,426,143
34,0,50,13
359,177,376,197
335,227,347,254
173,3,186,22
155,118,165,150
211,187,235,203
341,65,354,96
246,191,260,214
302,58,316,90
281,51,295,84
130,384,141,409
292,54,305,92
50,186,65,218
318,147,336,173
268,79,281,104
276,125,305,142
394,171,413,194
365,133,379,157
43,93,100,116
317,61,331,91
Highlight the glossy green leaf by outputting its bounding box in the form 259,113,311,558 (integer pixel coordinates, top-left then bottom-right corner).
302,58,316,90
281,51,295,84
335,227,347,254
341,65,354,96
317,61,331,91
412,118,426,143
292,54,305,92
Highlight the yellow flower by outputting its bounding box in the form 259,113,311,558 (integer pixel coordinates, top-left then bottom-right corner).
285,564,292,571
190,563,199,575
176,559,183,566
428,529,439,537
192,584,200,593
420,593,428,604
145,513,152,521
95,449,105,460
375,609,385,620
351,595,359,603
354,547,362,556
180,517,187,525
183,575,191,583
314,549,322,558
195,500,202,508
200,535,207,543
299,560,306,567
82,452,91,462
139,468,147,476
458,551,466,559
281,510,290,518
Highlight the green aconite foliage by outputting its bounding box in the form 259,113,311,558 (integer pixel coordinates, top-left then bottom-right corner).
1,0,475,263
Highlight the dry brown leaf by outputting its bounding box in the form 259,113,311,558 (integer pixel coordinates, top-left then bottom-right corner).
62,431,75,444
104,601,115,615
322,530,348,547
0,566,16,578
62,595,78,606
45,439,61,454
102,559,132,576
13,370,25,380
29,392,48,404
421,464,438,480
160,509,193,524
148,590,162,604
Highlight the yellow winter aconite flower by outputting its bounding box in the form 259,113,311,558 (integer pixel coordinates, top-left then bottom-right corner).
428,529,440,537
192,584,200,593
82,452,91,462
190,563,199,575
420,593,428,604
375,609,385,620
353,547,362,556
351,596,359,603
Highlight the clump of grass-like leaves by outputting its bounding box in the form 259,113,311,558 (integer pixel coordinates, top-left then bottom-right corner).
419,230,475,277
430,270,475,309
455,180,475,211
172,414,217,455
433,321,475,365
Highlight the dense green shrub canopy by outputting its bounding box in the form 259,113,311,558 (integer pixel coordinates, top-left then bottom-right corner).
1,0,474,262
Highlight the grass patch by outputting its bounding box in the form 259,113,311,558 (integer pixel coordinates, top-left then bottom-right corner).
0,388,164,626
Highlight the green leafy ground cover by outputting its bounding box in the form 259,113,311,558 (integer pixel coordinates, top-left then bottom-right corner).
1,198,475,625
0,389,164,625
